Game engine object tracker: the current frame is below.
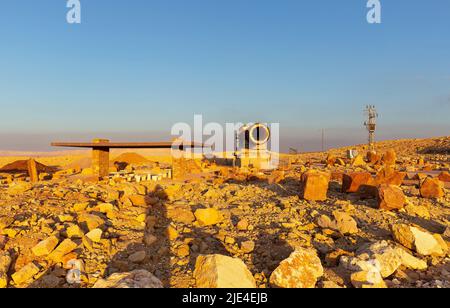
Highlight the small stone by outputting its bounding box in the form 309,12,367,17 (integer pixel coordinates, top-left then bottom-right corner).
176,244,190,257
351,154,366,167
240,240,255,254
66,225,84,238
144,233,157,246
194,208,222,226
166,225,179,241
351,270,387,288
332,211,358,235
48,239,78,263
437,171,450,182
382,149,397,166
85,228,102,243
77,213,105,231
11,262,40,285
317,212,358,235
136,214,146,223
98,203,114,213
32,236,59,257
236,219,249,231
128,251,146,263
129,195,148,207
404,204,430,219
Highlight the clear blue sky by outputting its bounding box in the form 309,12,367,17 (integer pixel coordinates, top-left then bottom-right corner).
0,0,449,151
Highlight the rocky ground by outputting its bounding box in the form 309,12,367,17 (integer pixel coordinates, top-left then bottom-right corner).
0,136,449,288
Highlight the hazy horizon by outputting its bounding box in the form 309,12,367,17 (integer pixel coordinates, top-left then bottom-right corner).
0,123,447,153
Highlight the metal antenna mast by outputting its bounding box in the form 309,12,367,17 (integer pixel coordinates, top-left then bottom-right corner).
364,105,378,152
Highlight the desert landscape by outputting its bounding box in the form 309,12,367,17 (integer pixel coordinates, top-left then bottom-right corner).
0,136,449,289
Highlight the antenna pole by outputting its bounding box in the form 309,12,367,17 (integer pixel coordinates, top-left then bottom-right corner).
364,105,378,152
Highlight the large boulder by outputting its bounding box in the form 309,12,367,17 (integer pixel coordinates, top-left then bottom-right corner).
375,167,406,186
342,173,373,193
376,184,406,211
93,270,163,288
392,224,447,256
270,248,323,288
301,170,330,201
419,178,444,199
193,254,256,288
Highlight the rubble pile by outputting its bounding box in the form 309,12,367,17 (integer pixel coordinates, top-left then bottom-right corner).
0,137,449,288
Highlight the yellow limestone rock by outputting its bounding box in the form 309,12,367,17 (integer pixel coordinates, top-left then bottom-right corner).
48,239,78,263
86,228,103,243
194,254,256,288
166,225,179,241
11,262,40,285
77,213,105,231
31,236,59,257
270,248,324,288
66,224,84,238
194,208,222,226
392,224,446,256
351,271,387,289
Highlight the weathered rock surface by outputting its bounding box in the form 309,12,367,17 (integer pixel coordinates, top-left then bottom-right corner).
194,254,256,288
377,184,406,211
342,173,373,193
420,178,444,199
93,270,163,288
301,170,330,201
392,224,447,256
194,208,222,226
270,248,323,288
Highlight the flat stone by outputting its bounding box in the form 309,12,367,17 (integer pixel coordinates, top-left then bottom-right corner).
270,248,323,288
392,224,446,256
93,270,163,288
420,178,444,199
194,208,222,226
48,239,78,263
128,251,146,263
85,228,102,243
11,262,40,285
342,173,373,193
31,236,60,257
377,184,406,211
